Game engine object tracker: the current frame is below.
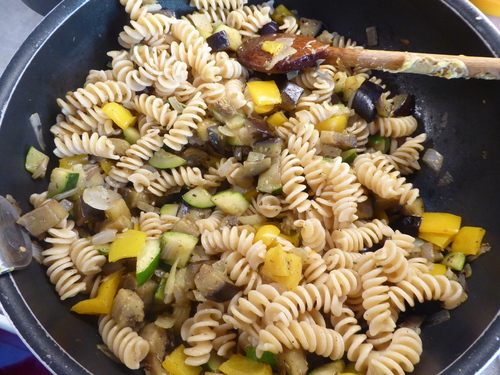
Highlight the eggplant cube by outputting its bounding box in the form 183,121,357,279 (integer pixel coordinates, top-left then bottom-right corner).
299,17,324,37
351,80,384,122
279,81,304,111
207,30,231,52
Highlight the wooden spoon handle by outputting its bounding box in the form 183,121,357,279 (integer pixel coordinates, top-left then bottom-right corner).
326,47,500,79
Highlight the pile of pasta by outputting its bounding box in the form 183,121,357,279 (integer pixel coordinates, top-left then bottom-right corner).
28,0,469,374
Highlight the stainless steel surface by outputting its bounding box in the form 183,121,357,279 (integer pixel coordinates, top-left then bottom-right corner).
1,0,500,374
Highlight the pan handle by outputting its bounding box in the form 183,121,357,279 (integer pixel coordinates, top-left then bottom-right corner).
21,0,63,16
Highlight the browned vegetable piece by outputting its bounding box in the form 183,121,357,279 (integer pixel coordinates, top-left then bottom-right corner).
180,148,211,167
140,323,170,375
279,81,304,111
111,288,145,328
320,131,357,150
171,214,200,238
121,273,159,313
194,263,240,302
299,17,323,37
73,195,104,227
17,199,69,236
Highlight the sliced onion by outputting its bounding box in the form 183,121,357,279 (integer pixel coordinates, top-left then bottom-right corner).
92,229,118,246
52,187,79,201
31,157,49,179
137,201,160,213
423,148,444,173
31,241,45,265
239,214,266,225
366,26,378,47
155,314,176,329
30,113,46,151
83,186,122,210
424,309,450,327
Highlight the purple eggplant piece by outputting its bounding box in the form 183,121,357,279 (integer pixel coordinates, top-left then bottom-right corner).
207,126,228,154
279,81,304,111
246,117,275,137
260,21,280,35
299,17,324,37
351,80,384,122
392,93,415,117
391,214,423,237
207,30,230,52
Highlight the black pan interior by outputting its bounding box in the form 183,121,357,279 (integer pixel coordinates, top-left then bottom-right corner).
0,0,500,374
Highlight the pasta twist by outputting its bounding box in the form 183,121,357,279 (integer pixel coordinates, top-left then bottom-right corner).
387,133,427,175
69,237,106,276
372,115,418,138
280,150,311,213
164,92,207,150
253,194,282,218
53,132,119,160
331,219,394,252
190,0,247,10
226,4,272,38
221,250,263,294
181,301,224,366
133,93,178,128
98,314,150,370
373,239,410,283
138,211,179,239
119,0,162,21
108,49,155,92
60,80,134,111
196,209,227,232
148,167,216,196
257,320,344,360
295,218,326,253
119,12,177,48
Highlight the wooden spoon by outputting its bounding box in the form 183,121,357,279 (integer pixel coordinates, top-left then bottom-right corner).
236,33,500,79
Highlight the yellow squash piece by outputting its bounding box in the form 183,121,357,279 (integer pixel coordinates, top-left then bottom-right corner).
430,263,447,276
316,115,347,133
419,232,454,250
261,245,303,290
262,40,286,55
451,226,486,255
59,154,89,169
419,212,462,235
108,229,147,262
219,354,272,375
254,104,276,114
162,345,202,375
254,224,281,246
247,81,282,106
267,111,288,127
71,270,123,315
101,102,137,130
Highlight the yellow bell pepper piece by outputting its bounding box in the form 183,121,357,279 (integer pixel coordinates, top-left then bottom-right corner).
71,270,123,315
254,224,281,246
108,229,147,262
342,76,365,101
316,115,348,133
419,232,454,250
262,40,286,55
430,263,447,276
261,245,303,290
101,102,137,130
419,212,462,235
254,104,275,114
99,160,114,175
162,345,202,375
271,4,296,25
267,111,288,127
451,226,486,255
59,154,89,169
279,232,300,247
220,354,272,375
243,188,259,201
247,81,282,106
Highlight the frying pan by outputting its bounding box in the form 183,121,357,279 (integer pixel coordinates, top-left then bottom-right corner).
1,0,500,374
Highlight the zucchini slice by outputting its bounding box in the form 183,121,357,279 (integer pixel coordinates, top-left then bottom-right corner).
183,186,215,208
160,203,179,216
257,162,282,194
211,190,250,216
25,146,49,175
160,231,199,267
136,239,161,287
149,149,187,169
47,167,81,198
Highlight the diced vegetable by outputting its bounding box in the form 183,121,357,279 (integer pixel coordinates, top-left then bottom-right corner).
204,353,226,373
315,115,347,133
351,80,384,122
419,232,454,250
25,146,50,176
247,81,282,106
271,4,296,25
368,134,391,153
260,21,279,35
390,215,423,237
255,224,281,246
299,17,323,37
430,263,447,276
207,30,231,52
213,24,242,51
194,263,240,302
219,354,272,375
341,149,358,164
419,212,462,235
320,131,357,150
211,190,250,216
160,231,199,267
261,244,302,290
392,93,415,117
71,270,123,315
101,102,137,130
262,40,286,55
257,162,282,194
136,239,161,287
275,349,308,375
59,154,89,169
451,226,486,255
245,347,277,367
267,111,288,127
422,148,444,173
105,198,132,221
108,229,147,262
182,186,215,209
149,149,187,169
123,126,141,144
17,199,69,236
441,251,466,271
47,167,81,198
279,81,304,111
162,345,203,375
254,104,275,114
242,156,272,178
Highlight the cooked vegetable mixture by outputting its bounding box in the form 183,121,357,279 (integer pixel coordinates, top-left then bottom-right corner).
15,0,488,374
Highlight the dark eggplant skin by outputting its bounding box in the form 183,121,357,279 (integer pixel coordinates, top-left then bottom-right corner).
260,21,280,35
194,263,240,302
392,93,416,117
351,80,384,122
279,81,304,111
390,214,423,237
206,30,230,52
